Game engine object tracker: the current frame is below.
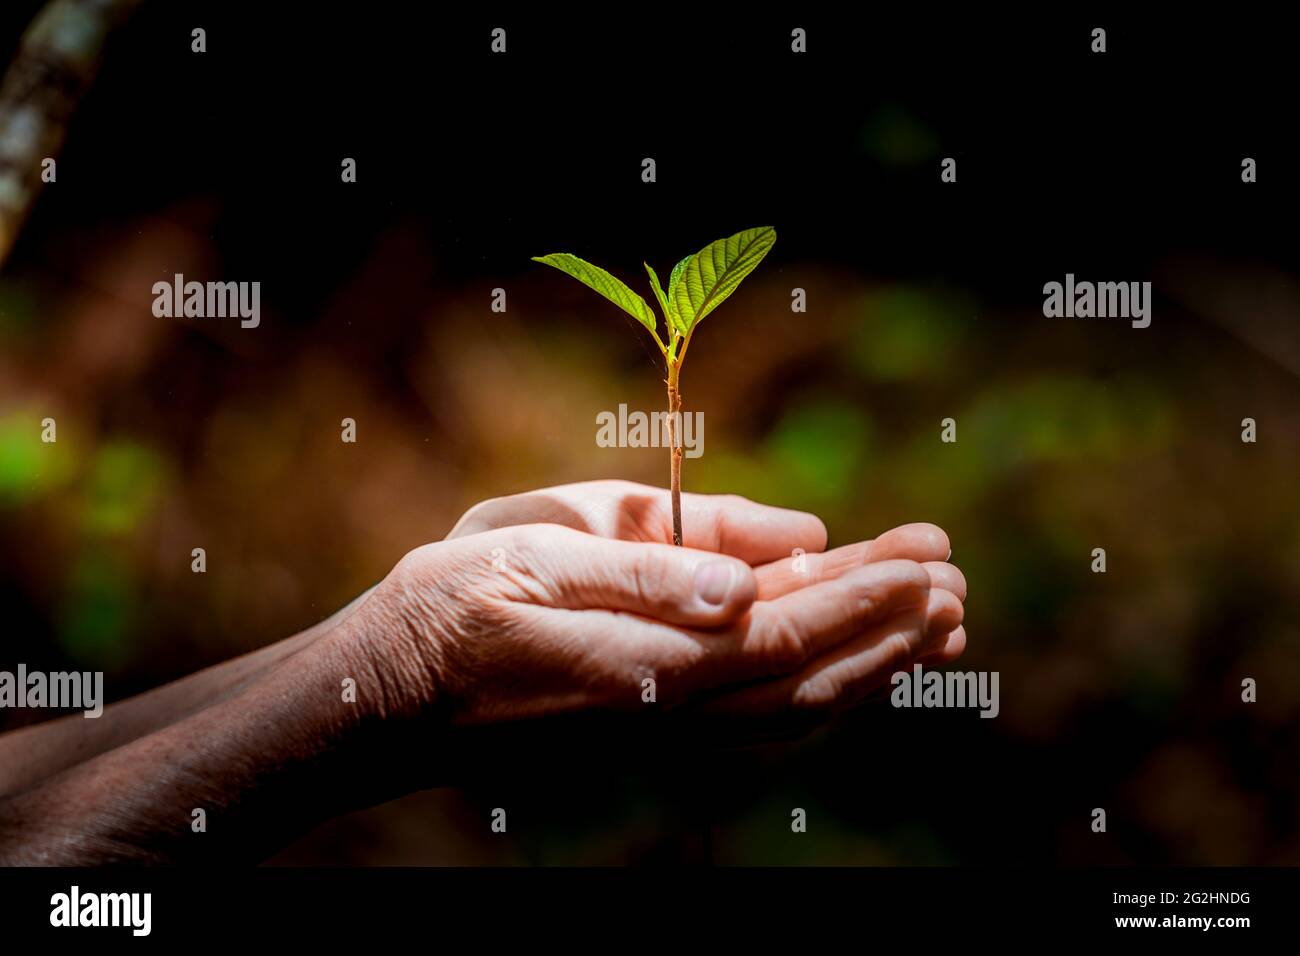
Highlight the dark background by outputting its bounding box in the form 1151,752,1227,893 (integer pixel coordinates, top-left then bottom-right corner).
1,5,1297,864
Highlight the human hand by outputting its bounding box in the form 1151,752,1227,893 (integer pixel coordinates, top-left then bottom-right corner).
449,479,967,666
337,520,962,737
0,499,966,863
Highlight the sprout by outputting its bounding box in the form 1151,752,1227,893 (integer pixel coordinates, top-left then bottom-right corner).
534,226,776,545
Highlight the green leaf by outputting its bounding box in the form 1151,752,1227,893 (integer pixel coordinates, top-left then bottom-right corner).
671,226,776,333
666,256,692,334
532,253,658,335
644,262,673,330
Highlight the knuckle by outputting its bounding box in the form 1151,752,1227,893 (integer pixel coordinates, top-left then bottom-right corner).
506,523,566,567
884,630,916,672
697,506,728,551
482,528,555,604
843,574,886,629
792,673,840,713
722,492,754,511
463,494,500,519
626,548,663,610
757,606,811,673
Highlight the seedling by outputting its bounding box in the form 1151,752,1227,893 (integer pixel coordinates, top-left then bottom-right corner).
534,226,776,546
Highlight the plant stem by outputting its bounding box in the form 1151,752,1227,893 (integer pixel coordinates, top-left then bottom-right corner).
667,363,683,547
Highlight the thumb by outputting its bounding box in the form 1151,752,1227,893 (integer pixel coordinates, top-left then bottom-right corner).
544,530,757,627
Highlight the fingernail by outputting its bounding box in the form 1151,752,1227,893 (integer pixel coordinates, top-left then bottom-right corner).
946,548,952,561
695,562,735,605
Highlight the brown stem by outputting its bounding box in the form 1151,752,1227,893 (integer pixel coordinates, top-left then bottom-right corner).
667,381,683,546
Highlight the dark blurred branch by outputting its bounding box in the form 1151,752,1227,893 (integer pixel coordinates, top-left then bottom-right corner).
0,0,142,267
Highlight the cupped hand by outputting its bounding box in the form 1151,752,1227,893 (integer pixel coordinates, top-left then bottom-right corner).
449,480,967,666
339,521,961,738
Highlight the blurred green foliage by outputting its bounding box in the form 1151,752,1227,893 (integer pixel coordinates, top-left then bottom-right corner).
850,287,968,381
80,441,167,535
58,547,137,666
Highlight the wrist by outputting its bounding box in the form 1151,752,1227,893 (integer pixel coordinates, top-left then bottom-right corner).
323,566,450,722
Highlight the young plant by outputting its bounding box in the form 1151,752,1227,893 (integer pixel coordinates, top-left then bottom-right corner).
533,226,776,546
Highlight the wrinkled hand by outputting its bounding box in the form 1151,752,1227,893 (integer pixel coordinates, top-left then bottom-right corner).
344,508,965,736
450,479,966,666
0,483,969,865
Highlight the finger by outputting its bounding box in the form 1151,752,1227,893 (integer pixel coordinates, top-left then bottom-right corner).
754,541,872,600
447,491,570,538
916,626,967,666
922,561,966,602
754,526,958,601
867,522,950,564
679,492,828,564
530,530,758,628
738,560,930,673
694,590,960,719
697,608,928,718
529,558,930,700
918,588,964,657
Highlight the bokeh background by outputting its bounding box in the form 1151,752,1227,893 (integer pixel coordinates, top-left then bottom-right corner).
1,5,1297,864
